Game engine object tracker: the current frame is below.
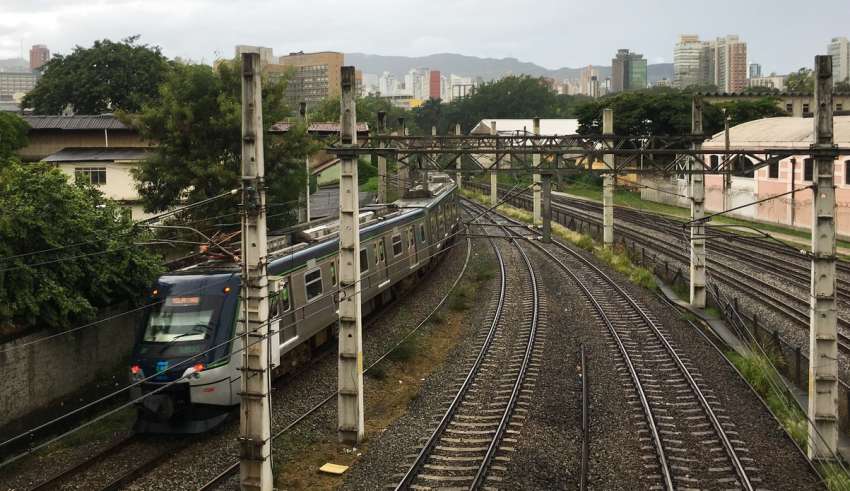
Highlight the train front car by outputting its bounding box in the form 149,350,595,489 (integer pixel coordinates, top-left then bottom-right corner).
130,272,241,433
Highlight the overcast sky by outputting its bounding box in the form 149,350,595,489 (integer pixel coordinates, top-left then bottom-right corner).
1,0,847,74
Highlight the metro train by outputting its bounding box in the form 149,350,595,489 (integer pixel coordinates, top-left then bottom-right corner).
129,175,460,433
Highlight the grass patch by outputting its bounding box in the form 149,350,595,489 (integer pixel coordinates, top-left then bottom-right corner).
387,337,417,362
367,363,387,380
430,310,446,325
728,350,808,450
822,462,850,491
448,283,474,311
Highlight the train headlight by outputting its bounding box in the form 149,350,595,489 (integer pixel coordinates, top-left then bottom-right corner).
183,363,205,379
130,364,144,381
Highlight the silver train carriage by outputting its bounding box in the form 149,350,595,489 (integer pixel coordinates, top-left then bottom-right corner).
129,177,460,433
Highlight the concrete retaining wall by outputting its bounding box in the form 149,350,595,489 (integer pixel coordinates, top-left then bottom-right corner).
0,306,143,430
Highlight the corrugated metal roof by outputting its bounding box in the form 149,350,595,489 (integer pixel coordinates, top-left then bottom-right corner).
703,116,850,149
42,147,151,162
22,115,130,130
470,119,580,135
269,121,369,134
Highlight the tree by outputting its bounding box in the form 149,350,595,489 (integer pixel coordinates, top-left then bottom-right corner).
714,98,787,127
129,60,318,229
0,162,162,331
742,85,780,96
785,68,813,93
22,36,170,114
836,79,850,93
309,94,415,134
0,112,28,160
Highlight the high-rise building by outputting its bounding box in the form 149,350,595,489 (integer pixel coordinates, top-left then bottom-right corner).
708,35,747,93
0,71,39,101
589,76,600,98
29,44,49,71
579,65,597,95
429,70,441,99
828,37,850,84
265,51,343,109
674,35,704,89
749,63,762,79
611,49,647,92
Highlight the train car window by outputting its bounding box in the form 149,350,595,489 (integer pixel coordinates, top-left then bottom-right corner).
379,239,386,262
269,293,280,319
305,269,323,301
408,227,415,249
281,281,291,312
392,234,403,256
330,261,337,286
419,223,426,242
360,248,369,272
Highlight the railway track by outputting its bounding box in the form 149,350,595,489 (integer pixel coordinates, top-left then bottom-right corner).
394,203,541,489
199,232,476,490
27,434,191,491
467,182,850,354
475,198,758,490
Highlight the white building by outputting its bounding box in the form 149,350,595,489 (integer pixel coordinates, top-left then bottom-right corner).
674,34,704,88
748,75,786,91
828,37,850,84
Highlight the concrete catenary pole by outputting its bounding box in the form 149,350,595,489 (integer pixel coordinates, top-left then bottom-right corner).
490,120,498,206
723,109,731,211
455,123,462,189
532,117,542,227
602,109,614,248
808,54,838,461
337,66,365,444
689,96,706,308
377,111,387,203
238,48,273,491
300,102,311,223
541,172,552,243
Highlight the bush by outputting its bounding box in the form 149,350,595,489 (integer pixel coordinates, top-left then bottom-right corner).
387,338,417,362
367,364,387,380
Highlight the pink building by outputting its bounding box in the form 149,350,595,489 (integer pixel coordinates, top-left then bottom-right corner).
642,116,850,236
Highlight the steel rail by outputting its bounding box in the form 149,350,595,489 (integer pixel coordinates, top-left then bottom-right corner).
395,209,507,490
481,196,753,490
470,220,540,489
27,435,136,491
579,344,589,491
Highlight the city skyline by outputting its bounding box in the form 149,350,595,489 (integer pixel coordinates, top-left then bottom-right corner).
1,0,848,75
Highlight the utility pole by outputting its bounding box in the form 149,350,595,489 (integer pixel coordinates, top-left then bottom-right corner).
300,102,311,223
689,96,706,308
337,66,365,444
238,48,272,491
808,54,838,461
490,120,498,206
398,117,408,197
602,108,614,248
532,117,542,227
541,171,552,243
455,123,462,189
723,109,731,211
377,111,387,203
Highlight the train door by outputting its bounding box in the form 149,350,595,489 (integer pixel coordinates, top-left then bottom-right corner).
268,278,282,368
407,226,418,267
359,246,370,291
278,278,297,352
374,238,389,288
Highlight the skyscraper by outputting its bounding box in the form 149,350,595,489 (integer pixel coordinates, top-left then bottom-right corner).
611,49,647,92
29,44,49,71
429,70,441,99
710,35,747,93
828,37,850,84
264,51,343,109
674,35,703,89
749,63,762,79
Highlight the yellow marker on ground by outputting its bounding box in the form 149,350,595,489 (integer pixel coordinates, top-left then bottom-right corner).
319,463,349,475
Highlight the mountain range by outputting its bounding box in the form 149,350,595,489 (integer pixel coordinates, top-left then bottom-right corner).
344,53,674,84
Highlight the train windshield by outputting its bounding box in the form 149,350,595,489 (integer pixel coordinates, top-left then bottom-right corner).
141,276,232,356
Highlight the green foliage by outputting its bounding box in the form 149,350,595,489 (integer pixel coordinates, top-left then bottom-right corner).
0,113,28,160
367,363,387,380
387,337,417,362
448,283,474,311
714,97,787,126
309,94,415,134
821,462,850,491
576,88,723,135
418,76,589,134
742,85,781,96
836,79,850,94
23,36,170,115
130,60,320,229
785,68,814,93
0,163,162,331
576,88,784,136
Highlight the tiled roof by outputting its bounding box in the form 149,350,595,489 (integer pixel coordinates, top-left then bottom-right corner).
22,115,130,130
42,147,152,162
269,121,369,134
